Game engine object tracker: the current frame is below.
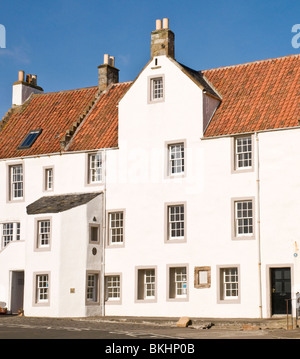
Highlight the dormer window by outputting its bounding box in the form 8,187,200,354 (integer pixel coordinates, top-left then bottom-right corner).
18,129,42,149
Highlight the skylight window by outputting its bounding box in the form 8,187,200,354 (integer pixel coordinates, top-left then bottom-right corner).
18,129,42,149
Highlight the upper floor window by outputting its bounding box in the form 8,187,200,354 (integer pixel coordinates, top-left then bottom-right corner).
149,75,165,103
37,219,51,249
234,136,253,171
108,211,124,247
168,204,185,240
1,222,20,249
168,143,184,176
88,153,102,184
232,198,255,240
9,164,23,200
44,168,53,191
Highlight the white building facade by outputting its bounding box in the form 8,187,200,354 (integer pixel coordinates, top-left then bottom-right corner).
0,19,299,319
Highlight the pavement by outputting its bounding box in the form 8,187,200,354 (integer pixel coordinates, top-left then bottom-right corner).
1,313,300,339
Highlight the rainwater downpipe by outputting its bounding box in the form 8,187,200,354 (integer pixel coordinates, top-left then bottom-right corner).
255,132,263,318
100,149,107,317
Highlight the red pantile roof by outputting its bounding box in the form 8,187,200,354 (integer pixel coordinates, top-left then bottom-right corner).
1,54,299,159
0,86,98,159
0,82,131,159
68,82,132,151
203,54,300,137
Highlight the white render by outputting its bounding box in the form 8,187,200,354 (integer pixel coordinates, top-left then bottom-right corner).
0,40,299,319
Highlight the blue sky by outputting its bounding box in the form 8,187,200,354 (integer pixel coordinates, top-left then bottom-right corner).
0,0,299,118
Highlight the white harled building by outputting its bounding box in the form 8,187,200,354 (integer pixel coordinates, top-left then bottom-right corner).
0,18,300,319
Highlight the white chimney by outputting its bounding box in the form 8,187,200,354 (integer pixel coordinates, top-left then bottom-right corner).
12,70,43,107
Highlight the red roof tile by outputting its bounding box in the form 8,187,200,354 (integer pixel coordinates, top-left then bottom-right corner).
68,82,132,151
203,54,300,137
0,87,98,159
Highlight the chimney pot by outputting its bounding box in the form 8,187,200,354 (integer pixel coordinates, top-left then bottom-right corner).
151,18,174,58
163,18,169,29
18,71,25,82
156,19,162,30
103,54,109,64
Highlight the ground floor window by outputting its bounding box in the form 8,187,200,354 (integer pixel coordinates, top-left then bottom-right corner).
168,266,188,300
218,266,240,303
105,275,121,302
36,274,49,304
137,268,156,301
86,272,99,304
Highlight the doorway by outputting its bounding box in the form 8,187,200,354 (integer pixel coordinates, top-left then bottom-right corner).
271,267,291,315
11,271,24,314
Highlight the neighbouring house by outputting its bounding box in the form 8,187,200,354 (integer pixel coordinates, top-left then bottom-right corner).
0,18,300,318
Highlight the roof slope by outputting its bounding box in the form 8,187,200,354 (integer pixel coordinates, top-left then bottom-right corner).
203,54,300,137
68,82,132,151
0,87,98,159
27,192,102,214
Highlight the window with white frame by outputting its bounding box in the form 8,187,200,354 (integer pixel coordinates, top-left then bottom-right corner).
105,275,121,301
88,153,102,184
150,77,164,102
169,266,188,299
44,168,53,191
235,136,252,170
169,143,184,175
86,273,99,303
37,220,51,248
137,268,156,301
10,164,23,200
108,212,124,245
221,267,239,300
168,204,185,240
36,274,49,303
234,200,253,237
1,222,21,249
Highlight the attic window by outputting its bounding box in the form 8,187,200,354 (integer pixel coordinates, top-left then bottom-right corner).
18,129,42,149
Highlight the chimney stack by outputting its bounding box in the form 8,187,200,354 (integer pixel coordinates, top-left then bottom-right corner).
98,54,119,92
151,18,175,59
12,70,43,107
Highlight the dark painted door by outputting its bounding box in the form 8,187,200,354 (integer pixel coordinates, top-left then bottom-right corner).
271,268,291,315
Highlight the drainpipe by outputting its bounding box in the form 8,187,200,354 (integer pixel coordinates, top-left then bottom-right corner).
255,132,263,318
100,149,107,317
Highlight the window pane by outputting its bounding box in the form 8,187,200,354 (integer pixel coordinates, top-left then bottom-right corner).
169,205,184,239
169,143,184,175
11,165,23,199
235,200,253,236
109,212,124,244
236,137,252,169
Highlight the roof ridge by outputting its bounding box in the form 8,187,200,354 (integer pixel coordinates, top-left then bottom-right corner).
202,53,300,73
